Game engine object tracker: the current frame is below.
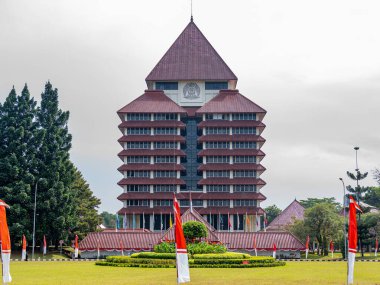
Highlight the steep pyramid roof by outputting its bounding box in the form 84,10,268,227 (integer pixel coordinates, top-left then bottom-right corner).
196,89,266,114
117,90,187,116
146,20,237,81
267,200,305,231
161,209,220,242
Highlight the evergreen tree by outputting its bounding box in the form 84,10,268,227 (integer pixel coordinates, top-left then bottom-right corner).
70,167,101,240
0,85,42,243
100,212,116,228
35,82,75,246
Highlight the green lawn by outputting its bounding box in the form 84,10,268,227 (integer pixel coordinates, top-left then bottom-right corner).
9,261,380,285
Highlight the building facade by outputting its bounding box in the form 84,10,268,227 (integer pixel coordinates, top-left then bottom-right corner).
117,19,267,232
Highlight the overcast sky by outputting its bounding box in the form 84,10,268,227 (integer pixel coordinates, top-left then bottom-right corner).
1,0,379,213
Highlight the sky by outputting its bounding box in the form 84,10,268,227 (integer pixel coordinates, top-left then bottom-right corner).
1,0,379,213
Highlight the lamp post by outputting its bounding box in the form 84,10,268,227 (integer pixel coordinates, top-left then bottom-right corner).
32,178,42,260
339,178,347,258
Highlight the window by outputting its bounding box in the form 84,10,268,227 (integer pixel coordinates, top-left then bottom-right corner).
127,142,150,149
154,142,177,149
207,200,229,207
154,185,176,192
154,113,178,120
154,156,176,163
232,142,257,149
206,170,229,178
180,200,203,207
205,127,229,135
154,171,176,178
233,156,256,163
234,185,257,192
156,82,178,90
126,200,149,206
205,142,229,149
127,156,150,163
127,171,149,178
206,156,229,163
206,185,229,192
153,199,173,206
232,127,256,135
233,200,257,207
154,128,177,135
127,128,151,135
205,82,228,90
205,113,229,120
127,185,150,192
232,113,256,120
233,170,256,178
126,113,150,121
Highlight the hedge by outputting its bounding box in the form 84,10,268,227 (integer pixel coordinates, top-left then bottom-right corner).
106,256,175,265
131,252,176,259
192,258,275,265
192,253,251,259
154,242,226,254
189,262,286,268
96,262,175,268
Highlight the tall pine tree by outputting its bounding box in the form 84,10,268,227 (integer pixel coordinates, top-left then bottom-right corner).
0,85,42,243
35,82,76,246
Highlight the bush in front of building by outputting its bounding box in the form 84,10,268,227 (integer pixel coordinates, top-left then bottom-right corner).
183,221,208,241
154,241,227,255
192,253,251,259
131,252,176,259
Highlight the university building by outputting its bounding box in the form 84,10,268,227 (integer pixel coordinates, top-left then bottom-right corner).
117,19,267,232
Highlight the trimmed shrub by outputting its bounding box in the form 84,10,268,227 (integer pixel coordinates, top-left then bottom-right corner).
105,256,175,265
192,253,251,259
183,221,207,240
154,242,175,253
154,241,227,254
131,252,176,259
192,258,275,265
187,242,226,255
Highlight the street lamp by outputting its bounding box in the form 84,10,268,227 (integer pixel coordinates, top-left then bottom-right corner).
32,178,43,260
339,178,347,258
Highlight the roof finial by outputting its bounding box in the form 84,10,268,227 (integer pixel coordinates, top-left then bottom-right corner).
190,0,193,22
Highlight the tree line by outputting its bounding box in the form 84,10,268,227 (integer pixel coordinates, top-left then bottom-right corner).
0,82,101,248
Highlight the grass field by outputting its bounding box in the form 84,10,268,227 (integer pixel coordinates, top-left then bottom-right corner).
9,261,380,285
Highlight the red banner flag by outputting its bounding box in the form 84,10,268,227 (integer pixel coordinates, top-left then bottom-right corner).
253,235,257,256
22,234,27,261
348,196,362,284
173,194,190,283
273,243,277,259
375,238,378,257
0,199,12,283
74,235,79,258
305,235,310,259
43,235,47,255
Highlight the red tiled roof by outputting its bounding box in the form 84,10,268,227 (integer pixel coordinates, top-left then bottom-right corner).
184,107,200,117
79,232,162,250
198,135,266,143
217,232,305,250
198,121,265,128
196,90,266,114
117,192,267,201
198,178,266,186
117,90,187,115
198,164,266,171
198,149,265,156
119,121,186,129
118,164,185,172
267,200,305,231
118,149,186,157
145,21,237,81
118,178,185,186
162,209,220,242
118,135,185,143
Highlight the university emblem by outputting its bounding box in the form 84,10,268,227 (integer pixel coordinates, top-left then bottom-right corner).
183,82,200,99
